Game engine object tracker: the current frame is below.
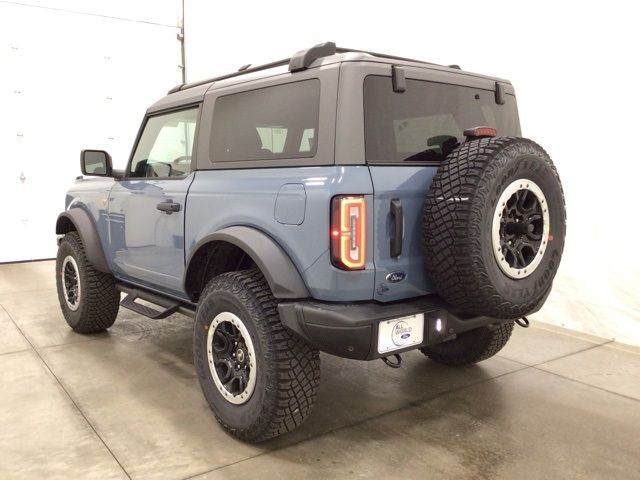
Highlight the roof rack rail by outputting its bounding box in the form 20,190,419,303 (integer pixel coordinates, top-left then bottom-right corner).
167,57,290,94
289,42,337,72
168,42,459,94
290,43,450,71
335,47,444,68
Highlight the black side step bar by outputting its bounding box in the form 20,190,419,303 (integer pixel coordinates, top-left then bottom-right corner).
116,284,196,319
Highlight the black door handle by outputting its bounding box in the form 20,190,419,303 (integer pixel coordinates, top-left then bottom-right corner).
156,200,181,214
390,198,403,257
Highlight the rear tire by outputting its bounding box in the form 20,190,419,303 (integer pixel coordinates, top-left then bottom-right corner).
56,231,120,333
193,269,320,442
420,322,514,366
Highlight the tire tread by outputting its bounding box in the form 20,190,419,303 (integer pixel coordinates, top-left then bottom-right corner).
420,322,514,366
198,269,320,442
56,231,119,333
422,137,565,318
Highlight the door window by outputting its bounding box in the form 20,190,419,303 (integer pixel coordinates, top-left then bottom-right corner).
130,107,198,178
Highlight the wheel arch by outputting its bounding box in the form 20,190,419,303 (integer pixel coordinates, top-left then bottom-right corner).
184,226,310,302
56,209,110,273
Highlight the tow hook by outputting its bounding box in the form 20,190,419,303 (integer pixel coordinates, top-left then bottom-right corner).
515,316,530,328
381,354,402,368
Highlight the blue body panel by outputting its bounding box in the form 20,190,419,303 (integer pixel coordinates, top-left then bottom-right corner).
106,174,195,298
185,166,376,302
368,166,437,301
63,165,437,304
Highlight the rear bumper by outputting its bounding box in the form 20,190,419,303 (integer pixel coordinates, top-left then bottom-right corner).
278,295,513,360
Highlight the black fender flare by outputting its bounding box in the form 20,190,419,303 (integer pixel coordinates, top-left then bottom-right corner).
55,209,110,273
185,226,309,299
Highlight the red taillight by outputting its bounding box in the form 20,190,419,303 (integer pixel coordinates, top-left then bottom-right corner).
330,195,366,270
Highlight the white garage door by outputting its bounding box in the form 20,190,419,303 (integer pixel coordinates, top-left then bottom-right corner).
0,1,183,262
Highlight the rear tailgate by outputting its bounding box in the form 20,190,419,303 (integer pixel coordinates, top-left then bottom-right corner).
364,72,521,302
368,165,438,301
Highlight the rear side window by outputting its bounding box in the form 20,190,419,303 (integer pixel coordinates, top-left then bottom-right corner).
211,79,320,163
364,76,521,164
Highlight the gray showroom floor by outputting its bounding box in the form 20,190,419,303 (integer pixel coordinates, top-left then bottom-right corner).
1,261,639,480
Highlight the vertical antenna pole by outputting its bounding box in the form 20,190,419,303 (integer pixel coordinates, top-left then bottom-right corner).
179,0,186,83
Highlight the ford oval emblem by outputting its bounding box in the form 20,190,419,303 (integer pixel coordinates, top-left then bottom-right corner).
386,272,406,283
401,333,411,340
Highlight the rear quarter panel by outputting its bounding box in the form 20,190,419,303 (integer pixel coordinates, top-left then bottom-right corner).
185,167,375,301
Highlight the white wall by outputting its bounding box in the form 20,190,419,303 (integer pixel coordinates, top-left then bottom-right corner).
0,0,182,262
185,0,640,343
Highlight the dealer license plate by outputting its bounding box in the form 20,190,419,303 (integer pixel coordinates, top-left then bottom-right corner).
377,314,425,354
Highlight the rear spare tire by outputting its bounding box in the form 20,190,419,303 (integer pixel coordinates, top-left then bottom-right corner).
420,322,515,366
422,137,566,319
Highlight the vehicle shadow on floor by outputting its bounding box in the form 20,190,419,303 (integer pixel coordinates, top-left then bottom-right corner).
100,311,512,450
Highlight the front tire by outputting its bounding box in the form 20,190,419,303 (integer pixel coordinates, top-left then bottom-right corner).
194,269,320,442
56,231,120,333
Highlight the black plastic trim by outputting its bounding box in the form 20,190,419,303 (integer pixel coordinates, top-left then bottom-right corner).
278,296,513,360
495,81,506,105
185,226,310,300
116,283,195,319
391,65,406,93
55,209,110,273
390,198,403,257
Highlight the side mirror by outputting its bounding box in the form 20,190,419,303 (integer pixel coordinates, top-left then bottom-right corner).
81,150,113,176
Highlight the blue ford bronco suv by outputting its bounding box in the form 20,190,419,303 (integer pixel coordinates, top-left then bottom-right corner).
55,42,566,441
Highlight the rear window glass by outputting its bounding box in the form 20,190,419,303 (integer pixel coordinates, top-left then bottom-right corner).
211,79,320,163
364,76,521,164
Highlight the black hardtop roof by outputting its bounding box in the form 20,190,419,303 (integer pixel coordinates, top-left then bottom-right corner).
166,42,500,95
149,42,512,113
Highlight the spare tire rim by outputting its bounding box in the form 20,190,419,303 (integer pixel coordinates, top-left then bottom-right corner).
62,255,81,311
492,179,549,279
206,311,256,405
